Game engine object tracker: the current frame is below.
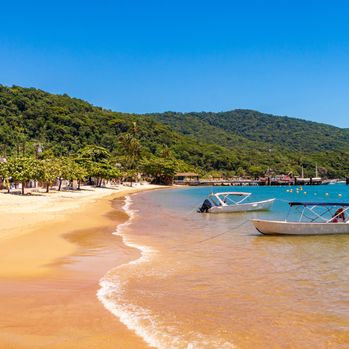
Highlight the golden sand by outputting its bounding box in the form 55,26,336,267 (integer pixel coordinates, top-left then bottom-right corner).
0,185,163,349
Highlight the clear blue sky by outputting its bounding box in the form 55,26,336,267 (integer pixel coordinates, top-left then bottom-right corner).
1,1,349,127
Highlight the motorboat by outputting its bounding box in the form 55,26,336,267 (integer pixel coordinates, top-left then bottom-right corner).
198,192,275,213
252,202,349,235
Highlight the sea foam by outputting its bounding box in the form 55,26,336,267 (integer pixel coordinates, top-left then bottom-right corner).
97,195,236,349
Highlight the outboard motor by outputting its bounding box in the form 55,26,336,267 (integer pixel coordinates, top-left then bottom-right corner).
198,199,212,213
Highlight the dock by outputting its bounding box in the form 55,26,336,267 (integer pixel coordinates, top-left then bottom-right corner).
174,177,323,186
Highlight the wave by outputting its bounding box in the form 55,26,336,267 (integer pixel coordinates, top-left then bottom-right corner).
97,194,236,349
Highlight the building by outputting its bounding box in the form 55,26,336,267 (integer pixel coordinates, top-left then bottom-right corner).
174,172,200,184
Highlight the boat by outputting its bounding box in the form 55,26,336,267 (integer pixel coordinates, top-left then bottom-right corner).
322,179,345,185
198,192,275,213
252,202,349,235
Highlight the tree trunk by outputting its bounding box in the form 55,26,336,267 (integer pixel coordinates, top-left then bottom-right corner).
58,178,62,191
21,181,25,195
46,183,50,193
78,180,81,190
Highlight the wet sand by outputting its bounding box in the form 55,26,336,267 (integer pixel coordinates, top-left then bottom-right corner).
0,186,162,349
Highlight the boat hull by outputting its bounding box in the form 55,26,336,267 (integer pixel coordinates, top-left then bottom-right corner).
252,219,349,235
208,199,275,213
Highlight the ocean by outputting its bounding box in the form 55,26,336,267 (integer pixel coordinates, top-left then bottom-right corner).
98,184,349,349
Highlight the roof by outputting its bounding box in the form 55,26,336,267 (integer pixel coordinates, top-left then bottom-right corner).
174,172,199,177
289,202,349,207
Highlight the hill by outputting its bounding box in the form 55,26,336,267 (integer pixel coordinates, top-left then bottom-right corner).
148,110,349,152
0,85,348,178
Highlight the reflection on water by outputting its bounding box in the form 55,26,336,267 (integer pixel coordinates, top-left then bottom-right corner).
99,185,349,349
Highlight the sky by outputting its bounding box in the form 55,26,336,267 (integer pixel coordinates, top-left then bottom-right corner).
1,0,349,127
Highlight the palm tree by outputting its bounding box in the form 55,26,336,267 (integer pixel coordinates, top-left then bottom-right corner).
118,132,142,186
118,133,142,170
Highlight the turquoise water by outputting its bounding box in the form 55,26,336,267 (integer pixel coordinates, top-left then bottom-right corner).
163,183,349,218
99,184,349,349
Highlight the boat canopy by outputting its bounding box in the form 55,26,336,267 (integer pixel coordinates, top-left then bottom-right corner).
210,192,251,197
207,192,252,206
289,202,349,207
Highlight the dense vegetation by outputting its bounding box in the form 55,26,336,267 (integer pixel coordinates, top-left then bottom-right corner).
0,85,348,181
149,110,349,152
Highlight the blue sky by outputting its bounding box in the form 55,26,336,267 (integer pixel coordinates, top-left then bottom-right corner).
1,1,349,127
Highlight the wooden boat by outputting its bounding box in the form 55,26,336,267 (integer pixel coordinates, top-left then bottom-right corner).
198,192,275,214
252,202,349,235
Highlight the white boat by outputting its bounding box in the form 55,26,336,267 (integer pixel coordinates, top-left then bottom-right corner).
198,192,275,213
323,179,343,185
337,180,347,184
252,202,349,235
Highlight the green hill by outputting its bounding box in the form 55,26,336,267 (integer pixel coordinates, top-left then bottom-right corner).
148,110,349,153
0,85,348,178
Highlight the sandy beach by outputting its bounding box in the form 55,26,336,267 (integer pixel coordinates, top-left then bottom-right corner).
0,184,163,349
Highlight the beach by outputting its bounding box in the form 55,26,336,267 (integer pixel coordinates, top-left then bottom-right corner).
0,185,162,349
3,184,349,349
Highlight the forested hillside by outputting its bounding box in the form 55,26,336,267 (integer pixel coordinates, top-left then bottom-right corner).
149,110,349,152
0,85,348,178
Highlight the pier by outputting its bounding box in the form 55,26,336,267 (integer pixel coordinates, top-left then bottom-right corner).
174,177,324,186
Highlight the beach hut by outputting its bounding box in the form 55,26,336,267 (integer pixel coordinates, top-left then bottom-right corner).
174,172,200,184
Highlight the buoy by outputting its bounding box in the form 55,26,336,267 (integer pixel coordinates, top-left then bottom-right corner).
304,192,307,195
326,193,329,196
339,194,342,197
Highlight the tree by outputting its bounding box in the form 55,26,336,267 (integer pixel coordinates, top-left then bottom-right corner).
38,158,61,193
0,160,10,193
6,157,40,195
89,161,120,187
76,145,111,163
249,165,265,179
60,158,88,190
236,167,246,178
140,157,179,185
118,132,142,170
118,132,142,186
75,146,120,187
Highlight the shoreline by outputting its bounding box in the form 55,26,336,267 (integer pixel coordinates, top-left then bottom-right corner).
97,194,159,349
0,184,168,348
